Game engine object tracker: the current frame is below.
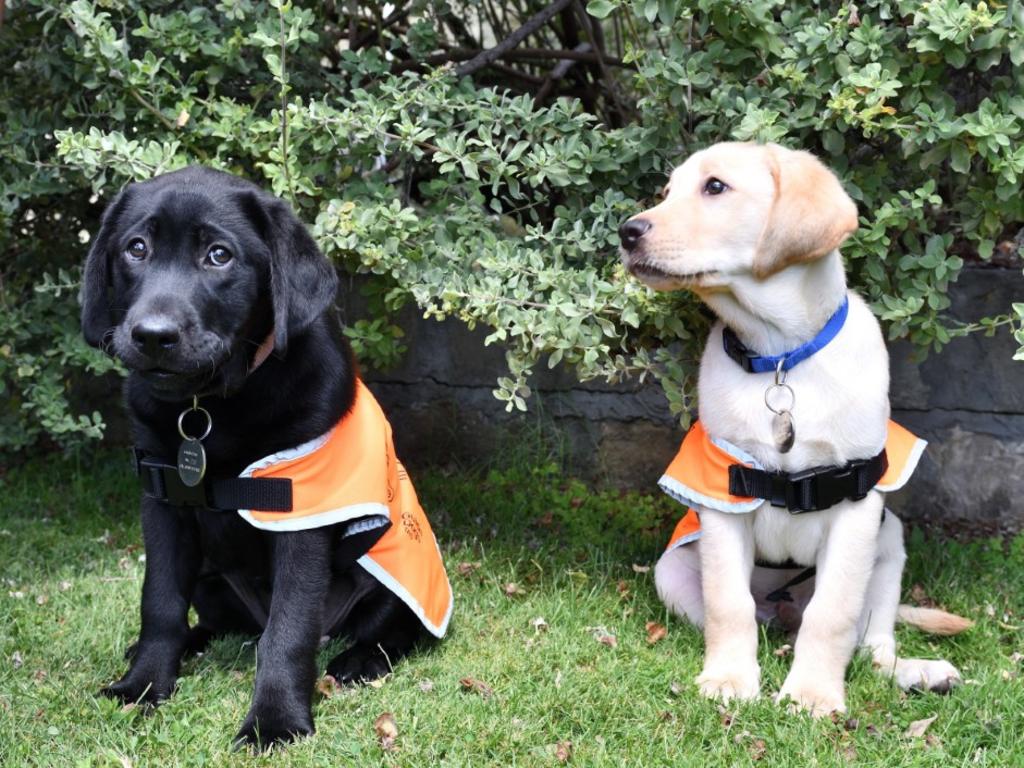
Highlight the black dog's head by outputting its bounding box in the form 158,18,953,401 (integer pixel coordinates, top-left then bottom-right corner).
81,166,338,401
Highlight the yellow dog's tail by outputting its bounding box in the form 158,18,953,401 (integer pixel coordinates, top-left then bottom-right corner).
897,605,974,636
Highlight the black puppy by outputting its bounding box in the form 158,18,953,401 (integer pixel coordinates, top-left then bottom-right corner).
81,167,450,749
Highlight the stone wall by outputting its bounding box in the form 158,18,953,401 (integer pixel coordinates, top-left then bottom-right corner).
342,266,1024,526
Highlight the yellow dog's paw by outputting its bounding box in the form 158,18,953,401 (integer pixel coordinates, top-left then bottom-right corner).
890,658,962,694
776,675,845,717
695,663,760,703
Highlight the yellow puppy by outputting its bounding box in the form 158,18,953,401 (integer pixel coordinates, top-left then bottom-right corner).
621,142,970,716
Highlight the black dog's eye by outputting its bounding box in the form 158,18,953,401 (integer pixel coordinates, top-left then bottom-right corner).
125,238,148,261
206,246,233,267
703,177,728,196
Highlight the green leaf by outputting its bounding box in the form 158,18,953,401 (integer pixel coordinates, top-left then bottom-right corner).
950,142,971,174
822,129,844,155
585,0,617,19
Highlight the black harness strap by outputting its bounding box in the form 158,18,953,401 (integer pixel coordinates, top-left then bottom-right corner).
728,450,888,514
133,449,293,512
764,567,817,604
756,508,888,603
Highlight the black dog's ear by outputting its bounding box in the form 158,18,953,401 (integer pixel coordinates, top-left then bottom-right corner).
249,194,338,355
80,187,131,348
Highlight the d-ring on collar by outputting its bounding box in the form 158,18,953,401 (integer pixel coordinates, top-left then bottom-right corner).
722,297,850,374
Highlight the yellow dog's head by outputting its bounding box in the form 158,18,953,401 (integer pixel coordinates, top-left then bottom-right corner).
619,142,859,292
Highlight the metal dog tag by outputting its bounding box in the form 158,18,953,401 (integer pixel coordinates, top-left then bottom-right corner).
176,396,212,487
177,438,207,487
772,410,796,454
766,360,796,453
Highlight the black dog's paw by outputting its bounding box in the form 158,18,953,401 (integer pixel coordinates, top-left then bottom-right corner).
326,645,392,685
233,707,314,752
100,672,175,706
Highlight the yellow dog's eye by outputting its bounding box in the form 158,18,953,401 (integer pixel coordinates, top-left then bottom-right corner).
703,177,728,195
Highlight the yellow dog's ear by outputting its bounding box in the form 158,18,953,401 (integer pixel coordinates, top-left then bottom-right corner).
754,145,859,278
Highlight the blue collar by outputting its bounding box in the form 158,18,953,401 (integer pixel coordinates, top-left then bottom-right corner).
721,297,849,374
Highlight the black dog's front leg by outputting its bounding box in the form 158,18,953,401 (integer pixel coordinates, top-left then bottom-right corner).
102,496,200,705
235,528,330,750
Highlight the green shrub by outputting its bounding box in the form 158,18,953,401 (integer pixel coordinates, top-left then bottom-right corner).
1,0,1022,454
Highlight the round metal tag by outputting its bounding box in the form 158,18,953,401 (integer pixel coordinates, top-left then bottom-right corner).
177,437,207,487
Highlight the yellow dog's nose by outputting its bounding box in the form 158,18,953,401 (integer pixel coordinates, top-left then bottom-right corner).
618,218,652,251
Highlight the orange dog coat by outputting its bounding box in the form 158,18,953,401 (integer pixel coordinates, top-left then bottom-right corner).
236,380,452,638
662,420,926,552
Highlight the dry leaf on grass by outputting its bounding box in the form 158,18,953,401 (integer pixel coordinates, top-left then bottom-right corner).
904,714,937,738
631,564,650,574
418,678,434,693
774,644,792,657
457,562,481,577
594,630,617,649
459,677,493,699
374,712,398,751
748,738,767,761
11,652,23,669
554,740,573,763
531,617,549,633
616,580,630,597
645,622,667,645
669,680,684,697
909,583,935,607
504,582,525,597
315,674,340,698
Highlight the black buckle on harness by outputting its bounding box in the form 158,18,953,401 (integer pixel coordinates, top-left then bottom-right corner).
131,448,293,512
728,450,889,514
133,448,210,507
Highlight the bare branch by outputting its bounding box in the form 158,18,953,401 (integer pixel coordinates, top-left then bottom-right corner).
454,0,575,78
534,42,591,106
572,0,627,123
393,45,630,74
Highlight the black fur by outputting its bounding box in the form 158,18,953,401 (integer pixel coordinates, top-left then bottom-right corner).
82,167,426,750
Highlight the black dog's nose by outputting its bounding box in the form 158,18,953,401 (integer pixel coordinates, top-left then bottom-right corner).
619,218,652,251
131,316,181,355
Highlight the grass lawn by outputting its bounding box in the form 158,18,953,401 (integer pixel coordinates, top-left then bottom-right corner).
1,446,1021,767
